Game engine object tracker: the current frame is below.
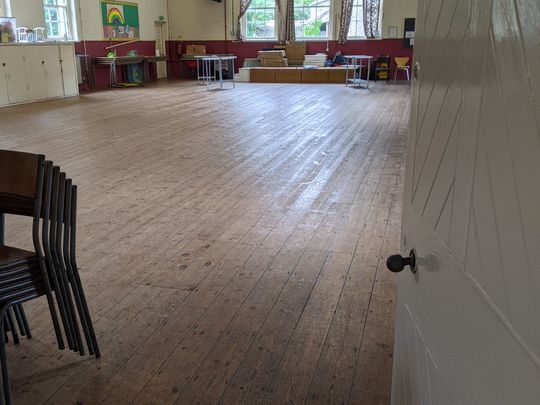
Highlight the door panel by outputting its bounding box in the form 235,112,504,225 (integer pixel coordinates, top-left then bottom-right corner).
60,44,78,96
393,0,540,403
2,46,28,104
154,22,168,79
0,49,9,107
24,46,47,101
42,45,64,98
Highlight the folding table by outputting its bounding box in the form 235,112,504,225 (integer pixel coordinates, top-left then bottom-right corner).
344,55,373,89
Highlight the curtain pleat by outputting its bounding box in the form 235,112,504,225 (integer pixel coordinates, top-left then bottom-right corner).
363,0,381,39
338,0,354,44
235,0,254,41
283,0,295,43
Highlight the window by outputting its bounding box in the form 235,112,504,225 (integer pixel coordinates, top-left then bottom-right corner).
348,0,365,38
294,0,330,39
44,0,71,40
0,0,11,16
245,0,276,40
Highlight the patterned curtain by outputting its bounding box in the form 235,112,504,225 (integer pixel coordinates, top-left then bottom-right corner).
363,0,381,38
234,0,254,41
338,0,355,44
283,0,295,43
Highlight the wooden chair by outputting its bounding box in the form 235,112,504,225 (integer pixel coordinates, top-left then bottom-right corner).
0,150,99,404
394,57,411,81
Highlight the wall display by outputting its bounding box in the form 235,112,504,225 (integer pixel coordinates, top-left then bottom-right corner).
101,0,140,41
403,18,415,48
388,25,398,38
0,17,16,43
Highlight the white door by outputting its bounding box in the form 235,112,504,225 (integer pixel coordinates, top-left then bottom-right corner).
23,46,48,101
2,46,28,104
154,21,167,79
42,45,64,99
59,44,78,96
391,0,540,404
0,48,9,107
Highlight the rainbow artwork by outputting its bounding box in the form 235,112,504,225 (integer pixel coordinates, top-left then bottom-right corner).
101,1,139,40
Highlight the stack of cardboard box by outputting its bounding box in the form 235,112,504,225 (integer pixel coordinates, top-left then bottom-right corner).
304,54,328,67
258,50,288,67
285,42,307,66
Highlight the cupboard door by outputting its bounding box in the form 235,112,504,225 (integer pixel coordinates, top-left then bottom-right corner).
2,46,29,104
59,44,78,96
42,45,64,98
23,46,48,101
0,49,9,107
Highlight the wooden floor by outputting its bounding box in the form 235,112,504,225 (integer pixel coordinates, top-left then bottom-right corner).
0,80,409,405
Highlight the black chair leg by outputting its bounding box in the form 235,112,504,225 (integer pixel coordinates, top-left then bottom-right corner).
4,311,18,346
2,321,7,345
66,277,91,356
0,307,12,405
12,305,27,338
15,306,31,339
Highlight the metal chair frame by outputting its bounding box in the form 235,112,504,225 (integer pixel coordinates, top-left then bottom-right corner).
0,151,100,404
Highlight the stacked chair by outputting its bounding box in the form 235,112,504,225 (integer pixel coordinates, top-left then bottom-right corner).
0,150,99,404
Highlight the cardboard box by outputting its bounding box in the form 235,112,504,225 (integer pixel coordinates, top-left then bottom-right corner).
238,68,251,82
258,50,286,59
275,68,302,83
185,44,206,55
250,68,276,83
286,41,307,65
302,69,329,83
303,62,326,67
304,54,327,63
261,59,288,67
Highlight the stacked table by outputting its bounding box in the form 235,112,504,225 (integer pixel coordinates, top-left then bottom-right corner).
344,55,373,89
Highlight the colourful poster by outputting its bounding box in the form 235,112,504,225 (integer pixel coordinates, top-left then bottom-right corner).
101,1,140,40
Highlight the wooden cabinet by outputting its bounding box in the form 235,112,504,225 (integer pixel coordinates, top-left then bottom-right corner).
0,49,9,107
43,45,64,99
1,46,29,104
0,43,78,107
59,45,78,97
24,45,48,101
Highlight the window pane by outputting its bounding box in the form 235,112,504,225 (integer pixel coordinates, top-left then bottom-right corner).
245,0,276,39
348,1,365,37
44,0,71,39
50,7,58,22
293,0,330,38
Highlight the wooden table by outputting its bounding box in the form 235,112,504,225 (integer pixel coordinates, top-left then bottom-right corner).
344,55,373,89
93,55,168,88
144,55,168,82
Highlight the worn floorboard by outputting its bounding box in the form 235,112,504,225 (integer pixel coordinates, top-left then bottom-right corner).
0,80,409,404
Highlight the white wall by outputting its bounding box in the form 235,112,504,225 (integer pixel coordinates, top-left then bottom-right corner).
170,0,417,41
6,0,168,41
382,0,417,38
9,0,45,30
5,0,416,42
169,0,226,41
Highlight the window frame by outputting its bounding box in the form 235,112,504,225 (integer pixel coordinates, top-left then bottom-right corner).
242,0,278,41
293,0,332,41
347,0,366,39
43,0,72,41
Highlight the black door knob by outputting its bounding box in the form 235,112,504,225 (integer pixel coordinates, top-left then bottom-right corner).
386,249,417,273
